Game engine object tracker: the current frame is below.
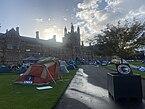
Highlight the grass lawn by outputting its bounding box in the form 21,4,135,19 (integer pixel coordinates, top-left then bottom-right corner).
105,64,145,79
128,60,145,67
0,70,77,109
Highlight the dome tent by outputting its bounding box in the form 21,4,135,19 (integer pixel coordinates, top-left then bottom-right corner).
0,65,10,73
23,56,38,64
59,60,69,73
15,57,59,85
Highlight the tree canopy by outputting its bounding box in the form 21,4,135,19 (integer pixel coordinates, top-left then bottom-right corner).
93,19,145,58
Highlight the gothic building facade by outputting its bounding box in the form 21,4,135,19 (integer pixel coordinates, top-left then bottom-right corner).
63,23,80,48
63,23,81,57
0,24,94,64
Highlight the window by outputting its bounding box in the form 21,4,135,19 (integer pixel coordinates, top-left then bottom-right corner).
7,43,19,50
7,44,13,49
26,49,31,52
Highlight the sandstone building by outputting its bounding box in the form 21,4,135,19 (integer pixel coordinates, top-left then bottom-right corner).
0,24,94,64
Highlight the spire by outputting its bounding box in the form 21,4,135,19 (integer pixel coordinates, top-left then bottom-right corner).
71,23,74,33
64,26,67,35
77,26,80,34
82,41,84,46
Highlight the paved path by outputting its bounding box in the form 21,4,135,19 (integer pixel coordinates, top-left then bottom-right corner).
55,65,145,109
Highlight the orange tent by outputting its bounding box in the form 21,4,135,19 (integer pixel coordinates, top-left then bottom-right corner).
15,57,59,85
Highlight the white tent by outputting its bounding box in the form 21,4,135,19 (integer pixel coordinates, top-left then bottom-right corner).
59,60,69,73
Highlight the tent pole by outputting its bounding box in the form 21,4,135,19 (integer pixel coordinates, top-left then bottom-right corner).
45,66,56,84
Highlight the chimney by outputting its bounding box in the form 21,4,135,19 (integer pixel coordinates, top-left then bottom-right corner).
16,27,19,35
6,29,8,33
36,31,39,39
53,35,56,39
53,35,56,42
89,42,91,46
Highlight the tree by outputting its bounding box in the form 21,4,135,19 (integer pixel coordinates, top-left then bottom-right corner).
93,19,145,58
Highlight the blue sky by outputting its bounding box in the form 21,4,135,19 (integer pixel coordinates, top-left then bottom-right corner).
0,0,83,42
0,0,145,45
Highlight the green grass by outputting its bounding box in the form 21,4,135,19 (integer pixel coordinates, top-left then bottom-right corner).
128,60,145,67
105,64,145,79
0,70,77,109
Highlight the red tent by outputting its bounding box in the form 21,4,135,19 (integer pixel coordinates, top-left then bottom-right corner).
15,57,59,85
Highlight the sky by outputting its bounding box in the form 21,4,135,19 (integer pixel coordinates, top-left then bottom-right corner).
0,0,145,45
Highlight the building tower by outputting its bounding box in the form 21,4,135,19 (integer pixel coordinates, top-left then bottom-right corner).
77,26,80,35
64,26,67,36
63,23,81,49
71,23,74,33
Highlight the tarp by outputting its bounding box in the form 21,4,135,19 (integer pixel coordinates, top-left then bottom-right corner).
67,60,78,70
15,57,59,85
137,66,145,72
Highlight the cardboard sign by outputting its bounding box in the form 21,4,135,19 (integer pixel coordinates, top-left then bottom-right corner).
36,86,53,90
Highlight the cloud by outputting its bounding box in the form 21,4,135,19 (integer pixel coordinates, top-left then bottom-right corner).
53,25,57,28
35,18,43,22
63,17,67,21
76,0,145,44
48,18,51,21
42,27,56,40
43,28,54,33
42,27,63,42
